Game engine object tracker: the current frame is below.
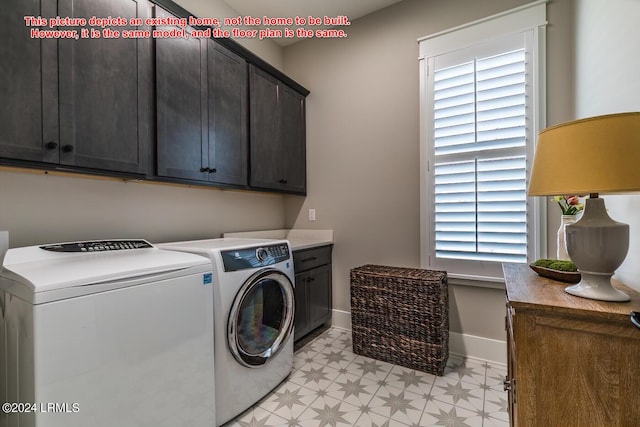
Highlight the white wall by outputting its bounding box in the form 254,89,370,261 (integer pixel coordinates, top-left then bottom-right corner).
0,170,285,248
0,0,286,249
283,0,576,341
574,0,640,289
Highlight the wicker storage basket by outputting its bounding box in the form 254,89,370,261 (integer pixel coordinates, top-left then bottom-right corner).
350,265,448,375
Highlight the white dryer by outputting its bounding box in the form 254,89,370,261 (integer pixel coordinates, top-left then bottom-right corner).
0,240,216,427
158,238,295,426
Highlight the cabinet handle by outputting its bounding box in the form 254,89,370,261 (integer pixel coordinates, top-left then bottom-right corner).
308,276,315,282
278,179,288,184
200,167,210,173
62,145,74,153
45,141,58,150
631,311,640,329
209,168,217,173
300,257,317,263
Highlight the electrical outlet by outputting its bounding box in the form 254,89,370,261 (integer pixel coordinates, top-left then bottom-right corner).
308,209,316,221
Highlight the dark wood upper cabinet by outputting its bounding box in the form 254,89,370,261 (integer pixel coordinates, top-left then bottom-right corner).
156,6,247,187
278,84,306,194
156,7,208,181
249,66,281,189
57,0,152,175
207,42,248,186
1,0,306,193
0,0,58,163
249,65,306,194
0,0,152,175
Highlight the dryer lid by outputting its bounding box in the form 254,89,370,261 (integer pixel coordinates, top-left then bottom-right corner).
1,239,211,294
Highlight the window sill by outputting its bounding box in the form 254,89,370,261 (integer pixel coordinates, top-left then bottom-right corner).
447,273,505,290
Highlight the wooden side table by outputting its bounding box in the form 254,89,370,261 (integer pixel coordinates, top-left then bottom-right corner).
503,263,640,426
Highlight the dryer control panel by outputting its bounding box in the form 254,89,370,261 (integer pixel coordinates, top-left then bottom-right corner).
221,243,290,271
40,240,153,253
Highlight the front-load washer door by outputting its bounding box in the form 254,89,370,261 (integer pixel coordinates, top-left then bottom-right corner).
228,268,294,367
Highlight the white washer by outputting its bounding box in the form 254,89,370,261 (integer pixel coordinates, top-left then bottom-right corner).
0,239,216,427
158,238,295,426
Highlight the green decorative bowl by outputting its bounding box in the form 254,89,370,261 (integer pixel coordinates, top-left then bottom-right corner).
529,264,581,284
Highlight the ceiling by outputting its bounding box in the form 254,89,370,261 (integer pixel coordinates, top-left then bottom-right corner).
223,0,404,46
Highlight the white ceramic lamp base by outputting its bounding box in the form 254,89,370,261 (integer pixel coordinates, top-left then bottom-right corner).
565,197,630,302
565,271,630,302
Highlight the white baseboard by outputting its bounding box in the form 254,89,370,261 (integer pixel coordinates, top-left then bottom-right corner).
331,309,352,331
449,331,507,366
331,309,506,366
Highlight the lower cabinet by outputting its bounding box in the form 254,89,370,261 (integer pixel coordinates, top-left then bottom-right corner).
293,245,332,341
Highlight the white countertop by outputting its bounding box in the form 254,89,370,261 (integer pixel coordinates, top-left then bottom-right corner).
223,229,333,251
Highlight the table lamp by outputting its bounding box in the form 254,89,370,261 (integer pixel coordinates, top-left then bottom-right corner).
528,112,640,302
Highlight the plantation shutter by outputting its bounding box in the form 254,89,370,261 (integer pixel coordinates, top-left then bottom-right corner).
432,49,528,263
419,1,545,280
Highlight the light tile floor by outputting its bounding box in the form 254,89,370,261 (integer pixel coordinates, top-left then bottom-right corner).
225,328,509,427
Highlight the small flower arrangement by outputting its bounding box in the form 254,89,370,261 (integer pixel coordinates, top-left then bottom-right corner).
553,195,584,215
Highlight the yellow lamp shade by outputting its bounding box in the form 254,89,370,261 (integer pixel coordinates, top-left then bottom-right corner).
528,112,640,196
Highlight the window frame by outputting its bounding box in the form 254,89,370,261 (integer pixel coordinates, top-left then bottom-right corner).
418,1,548,283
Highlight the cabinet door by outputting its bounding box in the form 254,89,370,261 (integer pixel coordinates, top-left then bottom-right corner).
249,65,281,190
308,264,332,330
0,0,58,163
294,271,310,341
279,85,306,193
156,7,208,181
58,0,152,174
249,65,307,193
207,42,248,186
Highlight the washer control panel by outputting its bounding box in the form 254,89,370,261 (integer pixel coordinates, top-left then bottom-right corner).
40,240,153,253
221,243,290,272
